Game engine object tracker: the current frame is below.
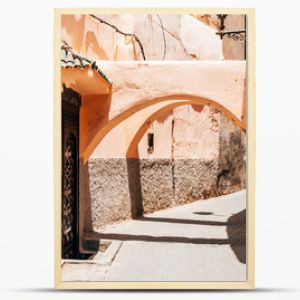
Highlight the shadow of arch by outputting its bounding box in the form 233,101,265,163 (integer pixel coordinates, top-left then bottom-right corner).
83,94,246,163
126,101,199,218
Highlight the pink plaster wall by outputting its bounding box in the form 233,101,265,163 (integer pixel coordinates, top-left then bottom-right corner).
85,61,245,161
94,61,245,123
172,105,219,160
61,14,223,61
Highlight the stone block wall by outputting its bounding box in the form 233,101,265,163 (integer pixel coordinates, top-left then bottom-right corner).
173,159,219,205
86,157,226,229
87,158,131,230
139,159,173,214
86,158,174,228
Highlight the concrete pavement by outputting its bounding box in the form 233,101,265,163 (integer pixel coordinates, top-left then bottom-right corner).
62,190,246,282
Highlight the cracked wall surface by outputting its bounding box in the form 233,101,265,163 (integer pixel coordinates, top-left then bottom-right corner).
61,14,224,61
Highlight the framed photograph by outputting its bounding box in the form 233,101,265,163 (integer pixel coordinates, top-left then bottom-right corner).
54,7,255,289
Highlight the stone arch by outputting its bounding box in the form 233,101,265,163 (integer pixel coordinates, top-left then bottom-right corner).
83,94,246,163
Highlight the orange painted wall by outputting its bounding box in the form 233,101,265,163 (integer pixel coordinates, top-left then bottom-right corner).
79,94,111,158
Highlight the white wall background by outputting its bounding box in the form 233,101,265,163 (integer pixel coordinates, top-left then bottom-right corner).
0,0,300,299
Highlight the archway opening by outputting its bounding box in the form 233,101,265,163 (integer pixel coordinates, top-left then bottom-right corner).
83,94,245,163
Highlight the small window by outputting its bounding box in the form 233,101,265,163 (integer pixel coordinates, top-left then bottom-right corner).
147,133,154,154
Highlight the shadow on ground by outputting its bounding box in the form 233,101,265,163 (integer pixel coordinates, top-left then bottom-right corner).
226,209,246,264
86,231,230,245
86,208,246,264
139,216,227,226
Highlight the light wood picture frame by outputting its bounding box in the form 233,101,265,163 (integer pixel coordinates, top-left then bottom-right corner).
54,7,255,289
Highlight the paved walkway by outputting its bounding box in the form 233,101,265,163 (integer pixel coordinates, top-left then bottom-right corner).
62,190,246,282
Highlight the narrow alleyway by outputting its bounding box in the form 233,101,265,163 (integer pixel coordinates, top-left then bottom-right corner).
62,190,246,282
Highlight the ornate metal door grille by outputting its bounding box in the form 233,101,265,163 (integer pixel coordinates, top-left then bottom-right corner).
61,86,81,259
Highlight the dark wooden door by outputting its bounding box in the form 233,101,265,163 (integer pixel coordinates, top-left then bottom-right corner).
61,86,81,259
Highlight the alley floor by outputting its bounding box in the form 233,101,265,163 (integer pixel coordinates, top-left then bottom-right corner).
62,190,246,282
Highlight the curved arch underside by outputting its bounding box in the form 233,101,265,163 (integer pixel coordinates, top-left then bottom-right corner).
83,94,246,163
125,100,196,158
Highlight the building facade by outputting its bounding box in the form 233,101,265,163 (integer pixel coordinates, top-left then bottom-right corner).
60,14,246,257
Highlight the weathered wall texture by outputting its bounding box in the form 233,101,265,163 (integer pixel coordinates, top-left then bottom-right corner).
172,105,219,160
139,159,173,213
193,14,246,60
86,155,246,230
85,106,246,229
218,115,246,195
173,159,219,205
86,157,220,228
222,15,246,60
86,157,173,228
171,105,220,204
87,158,131,230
